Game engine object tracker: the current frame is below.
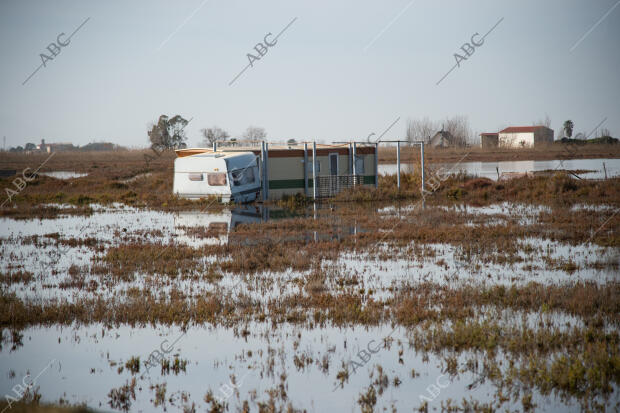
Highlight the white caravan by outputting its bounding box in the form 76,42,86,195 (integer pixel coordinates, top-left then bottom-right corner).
173,152,261,203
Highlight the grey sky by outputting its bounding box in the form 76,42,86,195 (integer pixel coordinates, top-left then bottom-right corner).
1,0,619,148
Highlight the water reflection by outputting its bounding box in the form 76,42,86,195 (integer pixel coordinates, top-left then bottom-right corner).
174,205,360,247
379,158,620,180
39,171,89,179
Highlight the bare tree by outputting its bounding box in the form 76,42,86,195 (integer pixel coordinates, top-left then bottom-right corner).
243,126,267,141
442,115,471,147
599,127,612,138
200,127,229,146
533,113,552,128
406,117,437,144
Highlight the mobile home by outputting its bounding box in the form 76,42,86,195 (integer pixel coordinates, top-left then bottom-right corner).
174,143,377,201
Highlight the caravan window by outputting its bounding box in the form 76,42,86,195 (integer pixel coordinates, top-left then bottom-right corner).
207,172,227,186
230,167,255,186
355,156,365,174
303,160,320,174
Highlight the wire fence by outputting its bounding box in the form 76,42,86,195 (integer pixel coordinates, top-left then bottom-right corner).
316,175,363,198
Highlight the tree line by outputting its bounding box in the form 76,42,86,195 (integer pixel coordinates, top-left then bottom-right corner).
405,115,472,146
405,114,614,147
147,114,268,150
146,114,615,151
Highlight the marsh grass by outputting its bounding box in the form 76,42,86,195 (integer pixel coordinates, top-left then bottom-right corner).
2,149,618,218
1,151,619,411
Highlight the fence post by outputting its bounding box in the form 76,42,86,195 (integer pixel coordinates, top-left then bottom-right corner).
213,141,217,152
312,142,317,200
397,141,401,190
420,142,425,193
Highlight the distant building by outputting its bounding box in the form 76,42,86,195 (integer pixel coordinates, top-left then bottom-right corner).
81,142,115,151
36,139,47,152
480,133,499,148
36,139,76,152
429,129,456,148
498,126,554,148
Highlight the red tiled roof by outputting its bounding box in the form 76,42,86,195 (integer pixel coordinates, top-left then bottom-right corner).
499,126,548,133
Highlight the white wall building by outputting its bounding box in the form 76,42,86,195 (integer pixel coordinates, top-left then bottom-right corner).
498,126,554,148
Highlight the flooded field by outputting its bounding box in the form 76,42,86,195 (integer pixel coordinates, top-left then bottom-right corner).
39,172,89,180
379,158,620,180
3,0,620,410
1,163,619,413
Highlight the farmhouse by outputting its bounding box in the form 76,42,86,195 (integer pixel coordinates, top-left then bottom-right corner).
36,139,77,152
498,126,554,148
429,129,456,148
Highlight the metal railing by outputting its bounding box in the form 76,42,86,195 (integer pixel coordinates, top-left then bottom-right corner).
316,175,362,198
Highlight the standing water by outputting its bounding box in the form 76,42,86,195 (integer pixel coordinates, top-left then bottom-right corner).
379,158,620,179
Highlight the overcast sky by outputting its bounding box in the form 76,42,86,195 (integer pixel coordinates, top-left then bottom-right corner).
1,0,619,148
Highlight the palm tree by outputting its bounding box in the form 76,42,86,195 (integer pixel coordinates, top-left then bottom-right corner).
563,120,574,138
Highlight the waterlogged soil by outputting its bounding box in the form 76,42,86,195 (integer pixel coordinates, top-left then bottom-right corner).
1,192,619,412
1,165,620,412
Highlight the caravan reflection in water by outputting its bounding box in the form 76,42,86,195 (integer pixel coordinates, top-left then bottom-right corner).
173,205,361,247
173,206,264,246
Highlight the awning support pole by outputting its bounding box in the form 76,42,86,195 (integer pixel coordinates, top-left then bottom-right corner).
312,141,317,200
352,142,357,186
374,142,379,188
261,142,267,201
264,142,269,200
303,143,309,196
348,142,353,176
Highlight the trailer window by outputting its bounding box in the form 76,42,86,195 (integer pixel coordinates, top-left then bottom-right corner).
207,172,227,186
355,156,365,174
230,167,255,186
304,160,320,174
188,173,203,181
